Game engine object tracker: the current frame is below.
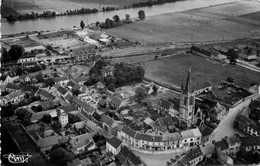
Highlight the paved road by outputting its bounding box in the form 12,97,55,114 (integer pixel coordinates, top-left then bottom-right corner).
209,94,260,142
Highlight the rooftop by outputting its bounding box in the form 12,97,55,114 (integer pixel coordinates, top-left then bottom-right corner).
106,136,122,149
181,128,202,138
4,90,23,101
122,126,136,138
240,136,260,146
215,140,229,151
161,99,173,109
37,135,59,148
115,146,142,166
69,133,94,149
101,114,115,127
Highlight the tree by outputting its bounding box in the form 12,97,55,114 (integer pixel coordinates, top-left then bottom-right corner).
125,14,130,21
50,147,73,166
227,49,238,65
135,66,145,81
138,10,145,20
80,20,85,30
35,72,44,82
8,45,25,62
105,18,112,28
45,78,55,87
68,113,80,124
15,108,31,125
152,85,159,94
135,87,148,101
107,83,115,92
113,15,120,23
72,89,81,96
41,114,52,123
1,47,10,63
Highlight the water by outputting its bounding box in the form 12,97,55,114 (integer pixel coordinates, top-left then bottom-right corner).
1,0,241,35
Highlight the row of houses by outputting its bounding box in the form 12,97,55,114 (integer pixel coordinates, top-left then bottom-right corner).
118,125,202,152
173,135,260,166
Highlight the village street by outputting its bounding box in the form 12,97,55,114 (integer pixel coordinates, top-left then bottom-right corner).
209,93,260,142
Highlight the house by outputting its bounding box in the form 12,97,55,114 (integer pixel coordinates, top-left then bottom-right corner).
72,121,86,130
73,76,89,86
158,99,173,113
96,81,105,89
20,74,31,83
18,54,36,63
181,128,202,147
98,99,106,108
109,96,122,109
215,139,229,153
39,100,57,111
69,133,95,155
216,148,233,165
53,76,69,86
64,93,74,104
200,143,215,163
240,136,260,154
57,104,78,114
193,82,212,95
5,82,20,93
153,116,179,133
30,109,56,123
35,89,55,100
115,146,143,166
179,146,204,166
37,135,59,152
209,103,227,121
101,66,114,78
225,135,241,156
72,97,96,118
199,125,214,144
190,46,212,58
1,90,24,106
106,136,123,155
143,117,155,127
57,86,69,97
67,80,81,91
2,75,19,85
234,113,260,136
101,114,116,134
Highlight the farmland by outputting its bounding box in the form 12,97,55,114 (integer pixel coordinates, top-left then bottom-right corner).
144,54,260,90
105,0,260,44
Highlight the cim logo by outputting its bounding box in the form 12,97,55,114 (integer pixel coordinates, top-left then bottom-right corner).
3,153,32,164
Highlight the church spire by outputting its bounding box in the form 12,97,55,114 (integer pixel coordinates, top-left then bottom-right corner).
185,67,192,93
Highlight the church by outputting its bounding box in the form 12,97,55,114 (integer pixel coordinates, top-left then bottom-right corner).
159,68,203,128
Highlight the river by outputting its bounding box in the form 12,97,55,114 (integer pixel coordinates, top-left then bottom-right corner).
1,0,241,35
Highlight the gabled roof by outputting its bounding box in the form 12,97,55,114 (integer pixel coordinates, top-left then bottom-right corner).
72,97,95,114
215,140,229,151
35,89,55,100
73,76,89,82
107,137,122,149
39,100,56,110
67,159,81,166
199,125,214,137
37,136,59,148
200,143,215,156
58,104,78,113
116,146,142,165
57,86,67,95
155,116,177,127
5,83,20,90
65,93,74,103
135,133,162,142
4,90,23,101
180,147,203,164
20,74,31,80
181,128,202,138
30,109,56,122
121,126,136,138
191,46,211,56
101,114,115,127
143,117,154,126
110,96,122,107
69,133,94,149
240,136,260,146
226,135,241,146
54,76,68,82
161,99,173,109
162,133,182,141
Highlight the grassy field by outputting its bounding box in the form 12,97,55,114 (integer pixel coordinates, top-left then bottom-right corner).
144,54,260,89
240,11,260,22
105,1,260,44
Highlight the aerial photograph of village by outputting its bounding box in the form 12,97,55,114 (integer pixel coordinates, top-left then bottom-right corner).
0,0,260,165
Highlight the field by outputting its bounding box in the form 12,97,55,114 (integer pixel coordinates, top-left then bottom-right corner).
144,54,260,90
105,0,260,44
2,0,148,14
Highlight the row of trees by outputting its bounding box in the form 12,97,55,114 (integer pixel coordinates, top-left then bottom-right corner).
5,7,99,22
132,0,182,8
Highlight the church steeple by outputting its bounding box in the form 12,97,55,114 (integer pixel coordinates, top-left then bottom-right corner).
185,67,192,93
